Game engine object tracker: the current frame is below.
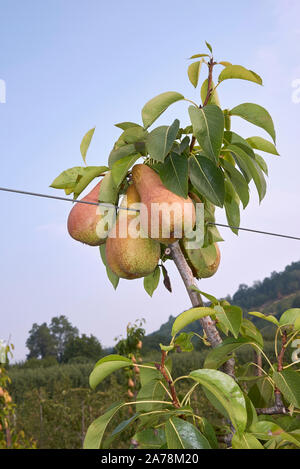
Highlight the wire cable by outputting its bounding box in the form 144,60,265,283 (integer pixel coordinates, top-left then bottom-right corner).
1,186,300,241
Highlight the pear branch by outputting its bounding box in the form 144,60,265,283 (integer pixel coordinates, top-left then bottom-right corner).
155,350,180,409
168,241,235,378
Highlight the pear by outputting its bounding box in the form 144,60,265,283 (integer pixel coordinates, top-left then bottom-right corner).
105,184,161,279
182,241,221,279
132,164,196,244
67,181,107,246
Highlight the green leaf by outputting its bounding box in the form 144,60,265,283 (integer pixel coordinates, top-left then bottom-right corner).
279,308,300,327
111,413,140,437
142,91,184,129
143,266,160,297
189,286,219,305
83,401,124,449
89,355,132,390
80,127,95,164
103,412,141,448
232,432,264,449
189,154,225,207
115,122,142,131
215,304,242,338
219,61,232,67
223,130,255,159
136,380,166,413
248,311,279,326
189,53,210,59
226,144,267,202
201,79,220,107
244,393,258,430
246,136,279,155
159,343,174,352
165,417,211,449
249,420,283,440
121,126,147,144
50,167,85,190
218,65,262,86
204,224,224,247
146,119,180,162
187,60,202,88
108,143,137,168
159,152,188,198
99,244,119,290
190,369,247,434
178,135,190,154
273,370,300,407
224,181,240,234
248,378,274,408
239,319,263,347
98,171,119,204
172,306,215,337
205,41,213,54
133,428,166,449
197,417,218,449
111,153,139,187
221,158,249,209
73,166,108,199
174,332,194,352
280,430,300,448
188,105,224,163
230,103,276,142
204,337,255,369
254,153,268,176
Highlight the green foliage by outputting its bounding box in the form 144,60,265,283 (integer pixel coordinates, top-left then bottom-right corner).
51,42,278,246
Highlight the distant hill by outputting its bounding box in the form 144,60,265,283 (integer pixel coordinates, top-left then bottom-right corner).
142,260,300,353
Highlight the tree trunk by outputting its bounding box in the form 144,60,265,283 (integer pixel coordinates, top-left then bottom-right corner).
169,241,235,378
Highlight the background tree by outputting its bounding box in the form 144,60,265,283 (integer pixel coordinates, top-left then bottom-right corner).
26,323,56,360
62,334,102,363
49,315,79,363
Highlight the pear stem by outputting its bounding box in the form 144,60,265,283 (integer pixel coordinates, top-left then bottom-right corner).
168,241,235,378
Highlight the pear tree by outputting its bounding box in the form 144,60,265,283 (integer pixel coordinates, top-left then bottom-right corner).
51,42,300,449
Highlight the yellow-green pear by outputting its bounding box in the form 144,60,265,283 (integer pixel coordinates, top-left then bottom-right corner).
106,184,160,279
132,164,196,244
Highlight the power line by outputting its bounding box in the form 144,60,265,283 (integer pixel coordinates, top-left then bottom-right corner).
1,186,300,241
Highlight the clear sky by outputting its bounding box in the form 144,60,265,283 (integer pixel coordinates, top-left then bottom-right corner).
1,0,300,361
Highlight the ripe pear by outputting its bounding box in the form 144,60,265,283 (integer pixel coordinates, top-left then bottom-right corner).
67,181,108,246
105,184,161,279
132,164,196,244
182,241,221,279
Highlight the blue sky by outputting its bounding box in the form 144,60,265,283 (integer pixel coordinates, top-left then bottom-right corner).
1,0,300,360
